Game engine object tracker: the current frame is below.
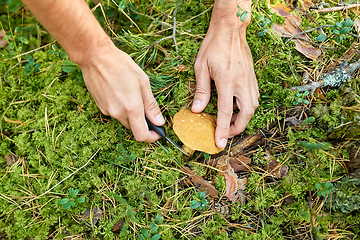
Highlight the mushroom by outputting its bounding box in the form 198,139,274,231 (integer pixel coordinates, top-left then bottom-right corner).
172,109,223,154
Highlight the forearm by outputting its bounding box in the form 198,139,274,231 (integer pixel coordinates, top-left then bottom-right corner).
21,0,112,64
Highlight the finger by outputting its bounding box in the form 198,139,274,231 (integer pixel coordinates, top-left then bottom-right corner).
192,59,211,113
140,73,165,127
229,95,254,136
119,83,159,142
214,83,233,149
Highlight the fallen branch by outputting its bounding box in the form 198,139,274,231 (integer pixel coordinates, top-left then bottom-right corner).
284,25,332,44
313,3,360,13
282,35,337,49
291,58,360,95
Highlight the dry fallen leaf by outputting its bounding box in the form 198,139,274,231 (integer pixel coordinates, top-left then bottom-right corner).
173,109,223,154
112,220,125,233
344,42,360,61
78,206,103,226
211,155,248,202
182,166,219,197
266,159,289,178
271,3,321,60
4,154,19,166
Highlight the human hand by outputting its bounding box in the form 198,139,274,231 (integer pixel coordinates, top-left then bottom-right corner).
192,0,259,149
78,43,165,142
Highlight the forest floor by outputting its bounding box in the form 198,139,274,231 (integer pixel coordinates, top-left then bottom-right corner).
0,0,360,239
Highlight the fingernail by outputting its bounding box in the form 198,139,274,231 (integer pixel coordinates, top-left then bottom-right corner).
219,138,227,148
192,100,201,110
155,113,165,125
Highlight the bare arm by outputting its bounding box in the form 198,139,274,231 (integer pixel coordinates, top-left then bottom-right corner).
192,0,259,148
22,0,165,142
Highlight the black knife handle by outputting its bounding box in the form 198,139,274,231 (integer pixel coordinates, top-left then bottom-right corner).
145,116,166,138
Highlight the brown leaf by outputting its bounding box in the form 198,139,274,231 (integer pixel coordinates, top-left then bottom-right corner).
229,156,251,172
344,42,359,61
271,3,321,60
4,116,22,124
266,159,289,178
182,166,219,197
237,178,247,191
111,220,125,233
224,169,248,203
0,30,8,48
78,206,103,226
224,169,238,202
4,154,19,166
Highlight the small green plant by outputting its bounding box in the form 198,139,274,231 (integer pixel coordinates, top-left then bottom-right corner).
58,187,85,209
62,60,83,82
236,6,248,22
325,177,360,213
24,57,41,75
191,191,208,210
315,18,354,43
293,91,310,105
256,14,272,37
203,152,210,160
48,44,68,59
315,181,335,198
300,116,315,128
138,214,163,240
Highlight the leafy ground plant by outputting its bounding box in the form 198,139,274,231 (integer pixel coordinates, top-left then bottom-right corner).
58,187,85,209
191,191,208,210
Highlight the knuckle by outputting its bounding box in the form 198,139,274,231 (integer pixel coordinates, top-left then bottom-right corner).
146,99,159,111
220,106,233,116
195,85,208,96
253,101,259,109
243,107,255,118
194,60,203,72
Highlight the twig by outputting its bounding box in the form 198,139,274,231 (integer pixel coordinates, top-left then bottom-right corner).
10,40,56,60
291,58,360,94
285,25,332,44
143,5,180,52
282,35,338,49
348,32,360,38
172,5,179,53
4,60,29,82
314,3,360,13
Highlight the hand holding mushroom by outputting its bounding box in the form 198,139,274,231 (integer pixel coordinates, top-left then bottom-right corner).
192,0,259,149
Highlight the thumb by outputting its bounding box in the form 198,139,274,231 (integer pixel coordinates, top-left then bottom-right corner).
192,60,211,113
141,77,165,126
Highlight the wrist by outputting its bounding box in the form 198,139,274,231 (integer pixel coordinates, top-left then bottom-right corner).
210,0,252,32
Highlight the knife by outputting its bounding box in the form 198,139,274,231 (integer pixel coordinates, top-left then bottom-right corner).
145,116,189,156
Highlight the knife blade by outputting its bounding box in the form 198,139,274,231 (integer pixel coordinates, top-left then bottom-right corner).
145,116,189,156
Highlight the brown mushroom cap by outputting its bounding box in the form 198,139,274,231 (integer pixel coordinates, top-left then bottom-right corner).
172,109,223,154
